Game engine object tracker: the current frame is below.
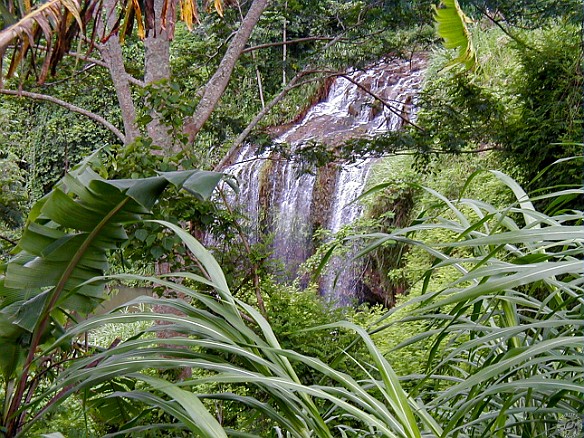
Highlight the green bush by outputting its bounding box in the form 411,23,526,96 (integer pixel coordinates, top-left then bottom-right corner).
413,22,582,206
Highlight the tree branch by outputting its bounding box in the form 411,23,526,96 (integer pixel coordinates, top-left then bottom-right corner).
0,234,18,246
64,51,145,87
183,0,270,143
214,69,319,170
242,36,342,54
337,72,425,132
27,44,145,87
143,0,173,150
0,88,125,143
214,27,356,169
469,2,536,51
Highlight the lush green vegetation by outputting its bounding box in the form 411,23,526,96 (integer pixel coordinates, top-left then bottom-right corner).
0,158,581,437
0,0,582,436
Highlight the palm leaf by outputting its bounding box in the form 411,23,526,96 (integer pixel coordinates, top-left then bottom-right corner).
134,375,228,438
0,0,227,81
0,0,86,82
0,0,82,50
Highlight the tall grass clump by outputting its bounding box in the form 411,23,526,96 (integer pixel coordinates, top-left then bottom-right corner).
361,164,584,437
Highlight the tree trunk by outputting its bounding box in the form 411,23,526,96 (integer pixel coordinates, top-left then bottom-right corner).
144,0,173,151
99,36,140,145
282,0,287,86
97,0,140,145
183,0,270,143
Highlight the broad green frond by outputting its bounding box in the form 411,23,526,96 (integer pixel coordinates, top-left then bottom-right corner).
433,0,478,71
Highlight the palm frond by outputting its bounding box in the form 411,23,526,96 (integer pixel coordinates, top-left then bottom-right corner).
0,0,86,81
0,0,227,81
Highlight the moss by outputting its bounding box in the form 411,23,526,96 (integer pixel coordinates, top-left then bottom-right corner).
257,157,275,233
360,184,417,307
309,163,338,232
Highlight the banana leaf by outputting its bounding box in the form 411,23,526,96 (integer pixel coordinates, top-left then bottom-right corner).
0,160,225,381
433,0,477,71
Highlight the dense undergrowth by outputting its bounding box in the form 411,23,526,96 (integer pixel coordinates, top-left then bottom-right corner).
2,148,581,437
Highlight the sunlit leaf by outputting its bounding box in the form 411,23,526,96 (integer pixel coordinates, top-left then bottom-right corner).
433,0,477,71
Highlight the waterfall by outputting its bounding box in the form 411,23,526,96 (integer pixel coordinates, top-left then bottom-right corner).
225,144,261,226
270,160,316,281
223,56,425,304
319,159,373,305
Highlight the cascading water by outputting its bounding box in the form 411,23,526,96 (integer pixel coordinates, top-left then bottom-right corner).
223,56,425,304
319,159,373,305
270,162,316,281
221,143,270,241
317,61,425,304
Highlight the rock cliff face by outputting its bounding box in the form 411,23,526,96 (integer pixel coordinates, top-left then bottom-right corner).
224,56,426,304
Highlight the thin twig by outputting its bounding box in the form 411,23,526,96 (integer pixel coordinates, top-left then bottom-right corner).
242,36,343,53
337,72,425,132
215,69,311,170
470,2,536,51
0,88,125,143
0,234,18,246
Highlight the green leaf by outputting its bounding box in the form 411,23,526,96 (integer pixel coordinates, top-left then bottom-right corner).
433,0,477,71
136,114,153,125
140,375,228,438
490,170,539,229
150,246,164,259
0,165,224,428
158,170,225,201
0,337,24,380
134,229,149,242
162,236,174,251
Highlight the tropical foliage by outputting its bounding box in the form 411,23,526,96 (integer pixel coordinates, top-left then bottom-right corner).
360,165,584,436
0,0,582,436
0,0,223,80
0,158,225,436
432,0,476,71
1,158,582,436
0,160,440,437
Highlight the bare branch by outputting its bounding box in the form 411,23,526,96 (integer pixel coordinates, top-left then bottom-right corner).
67,52,108,68
0,88,125,143
60,50,145,87
96,0,140,145
16,43,143,87
471,3,536,51
39,60,143,88
242,36,342,54
41,62,99,86
0,234,18,246
215,69,315,170
338,72,425,132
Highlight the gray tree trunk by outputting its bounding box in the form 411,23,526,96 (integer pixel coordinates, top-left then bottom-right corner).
98,0,140,145
144,0,173,151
